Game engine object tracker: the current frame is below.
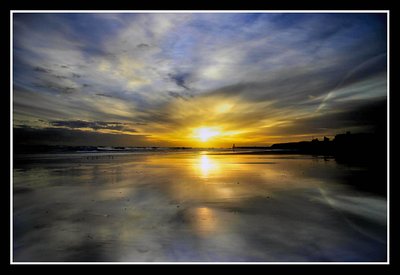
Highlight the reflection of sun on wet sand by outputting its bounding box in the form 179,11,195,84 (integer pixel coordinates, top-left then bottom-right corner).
189,207,217,236
13,151,387,262
197,154,220,178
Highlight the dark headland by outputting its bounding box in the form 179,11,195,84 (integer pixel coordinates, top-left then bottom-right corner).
233,131,386,160
233,131,387,196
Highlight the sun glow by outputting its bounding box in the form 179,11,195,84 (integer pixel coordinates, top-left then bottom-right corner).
194,127,221,142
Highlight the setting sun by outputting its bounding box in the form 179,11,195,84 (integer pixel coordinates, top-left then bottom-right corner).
194,127,221,142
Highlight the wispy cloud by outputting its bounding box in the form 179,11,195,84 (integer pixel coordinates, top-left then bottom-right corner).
49,120,137,132
13,13,387,146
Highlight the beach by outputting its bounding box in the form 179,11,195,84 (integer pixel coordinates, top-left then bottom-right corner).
13,150,387,262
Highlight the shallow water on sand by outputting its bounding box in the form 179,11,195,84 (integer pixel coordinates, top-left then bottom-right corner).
13,151,387,262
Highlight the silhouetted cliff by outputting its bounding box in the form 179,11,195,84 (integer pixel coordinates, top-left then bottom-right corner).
270,132,386,159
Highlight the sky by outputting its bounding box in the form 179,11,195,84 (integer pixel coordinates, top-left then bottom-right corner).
13,12,387,147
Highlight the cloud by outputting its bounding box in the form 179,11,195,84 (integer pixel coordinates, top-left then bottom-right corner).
13,13,387,146
168,73,191,90
168,91,189,100
255,98,387,139
49,120,137,132
137,43,150,49
14,126,150,147
33,66,51,73
96,93,114,98
13,85,139,125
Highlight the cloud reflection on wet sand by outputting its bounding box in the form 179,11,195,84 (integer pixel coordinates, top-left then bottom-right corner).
13,151,387,262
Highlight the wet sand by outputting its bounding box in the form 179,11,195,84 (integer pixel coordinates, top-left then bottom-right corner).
13,151,387,262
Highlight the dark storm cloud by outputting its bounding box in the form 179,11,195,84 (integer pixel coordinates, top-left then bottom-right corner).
14,126,148,147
